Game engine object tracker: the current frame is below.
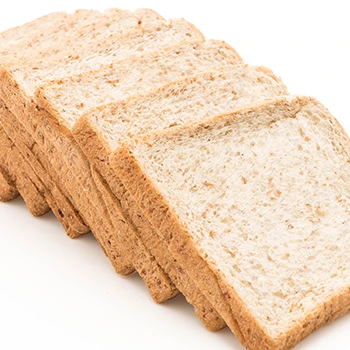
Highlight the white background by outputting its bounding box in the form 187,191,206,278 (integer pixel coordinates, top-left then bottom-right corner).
1,1,349,349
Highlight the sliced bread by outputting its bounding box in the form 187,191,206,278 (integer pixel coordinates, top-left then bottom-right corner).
73,65,287,329
114,95,350,349
0,10,75,210
0,9,106,225
31,40,242,326
0,9,164,236
0,19,204,277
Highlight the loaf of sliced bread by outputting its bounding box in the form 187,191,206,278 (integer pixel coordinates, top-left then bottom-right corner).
114,96,350,350
31,40,243,327
27,40,241,327
0,9,164,236
73,65,287,330
0,19,204,278
35,39,240,302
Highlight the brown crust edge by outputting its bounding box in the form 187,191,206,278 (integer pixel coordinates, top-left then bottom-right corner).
0,106,49,215
0,65,91,237
0,167,19,202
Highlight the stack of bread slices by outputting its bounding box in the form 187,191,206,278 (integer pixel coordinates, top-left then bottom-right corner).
1,8,350,350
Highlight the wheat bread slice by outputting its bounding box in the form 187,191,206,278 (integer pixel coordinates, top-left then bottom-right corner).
34,40,242,308
114,95,350,349
0,19,204,278
73,65,287,330
0,8,164,60
0,9,164,238
0,9,106,225
0,10,72,207
0,9,164,212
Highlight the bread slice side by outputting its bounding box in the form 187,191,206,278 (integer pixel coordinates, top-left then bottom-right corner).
0,103,88,235
114,96,350,349
0,123,50,215
90,167,180,303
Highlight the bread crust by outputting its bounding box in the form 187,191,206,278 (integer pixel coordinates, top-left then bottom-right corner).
91,166,179,302
114,96,350,349
0,167,18,202
0,126,19,202
0,96,88,235
0,102,49,215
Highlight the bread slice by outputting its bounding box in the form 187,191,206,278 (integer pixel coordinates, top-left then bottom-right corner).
0,9,164,236
72,65,287,330
0,19,204,277
114,95,350,349
0,9,105,225
0,10,74,210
